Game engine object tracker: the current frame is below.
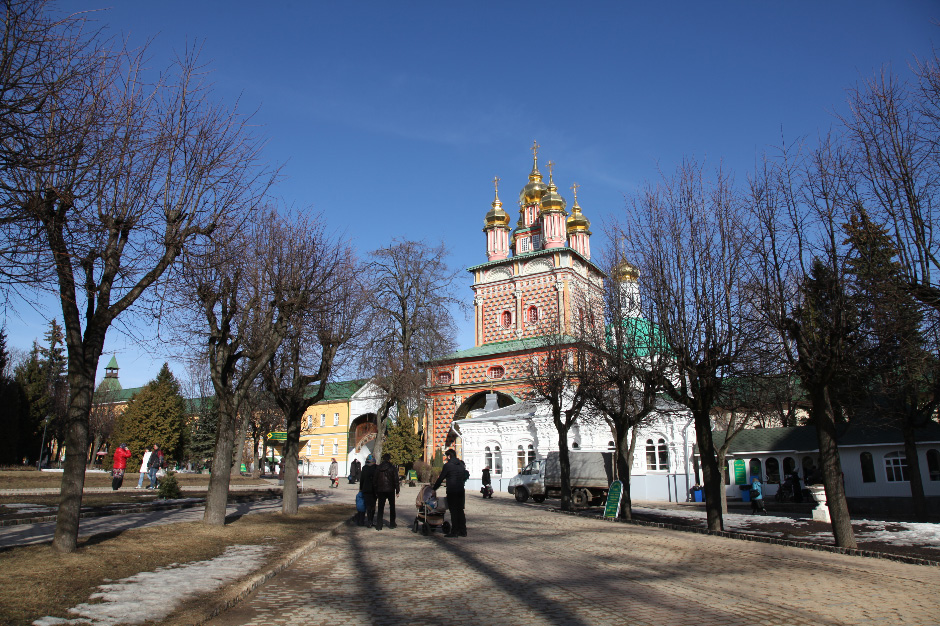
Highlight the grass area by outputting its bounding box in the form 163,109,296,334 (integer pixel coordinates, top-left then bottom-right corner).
0,503,353,626
0,469,270,490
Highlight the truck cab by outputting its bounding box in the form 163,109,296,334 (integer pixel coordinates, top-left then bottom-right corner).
507,459,546,503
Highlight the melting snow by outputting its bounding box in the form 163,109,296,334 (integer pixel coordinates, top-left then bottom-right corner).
33,544,265,626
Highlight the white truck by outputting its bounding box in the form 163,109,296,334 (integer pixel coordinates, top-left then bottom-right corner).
508,451,614,506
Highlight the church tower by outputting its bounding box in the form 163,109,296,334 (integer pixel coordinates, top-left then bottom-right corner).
424,143,605,456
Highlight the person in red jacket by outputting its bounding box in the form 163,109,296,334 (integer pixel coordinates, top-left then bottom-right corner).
111,443,132,491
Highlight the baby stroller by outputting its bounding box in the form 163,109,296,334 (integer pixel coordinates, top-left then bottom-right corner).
412,484,450,536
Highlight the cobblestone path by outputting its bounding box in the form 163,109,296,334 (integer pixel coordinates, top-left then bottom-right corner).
208,493,940,626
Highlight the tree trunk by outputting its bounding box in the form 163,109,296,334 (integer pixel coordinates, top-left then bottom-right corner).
692,408,724,531
618,426,639,521
251,432,262,478
52,367,96,553
556,416,572,511
282,409,302,515
231,411,249,476
204,405,238,526
716,450,729,516
810,389,856,548
902,417,928,522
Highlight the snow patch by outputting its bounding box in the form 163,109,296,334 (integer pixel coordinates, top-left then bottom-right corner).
33,544,265,626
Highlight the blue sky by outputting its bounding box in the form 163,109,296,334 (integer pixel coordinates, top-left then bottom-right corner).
4,1,939,388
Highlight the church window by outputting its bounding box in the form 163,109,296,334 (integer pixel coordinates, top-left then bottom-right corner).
860,452,876,483
646,438,668,471
527,306,539,324
928,449,940,481
607,441,615,451
501,310,512,328
437,371,452,385
527,443,535,464
885,451,909,482
487,365,505,379
517,445,526,472
531,234,541,249
484,446,493,470
519,237,530,253
494,445,502,473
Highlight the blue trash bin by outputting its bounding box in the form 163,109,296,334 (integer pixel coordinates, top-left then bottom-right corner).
739,485,752,502
693,489,704,502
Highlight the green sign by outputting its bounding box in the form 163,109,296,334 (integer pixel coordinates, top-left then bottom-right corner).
733,459,747,485
267,432,287,441
604,480,623,519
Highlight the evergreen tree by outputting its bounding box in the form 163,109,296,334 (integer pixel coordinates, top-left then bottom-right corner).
111,364,187,469
13,343,49,463
0,329,29,464
186,396,220,470
382,412,422,468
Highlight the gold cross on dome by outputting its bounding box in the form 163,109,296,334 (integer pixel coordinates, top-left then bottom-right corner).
571,182,580,199
547,160,555,182
530,140,540,160
493,176,500,200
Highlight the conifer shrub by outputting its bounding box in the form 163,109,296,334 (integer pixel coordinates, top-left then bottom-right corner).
157,471,182,500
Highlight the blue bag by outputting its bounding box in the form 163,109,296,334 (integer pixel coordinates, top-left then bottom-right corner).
356,491,366,512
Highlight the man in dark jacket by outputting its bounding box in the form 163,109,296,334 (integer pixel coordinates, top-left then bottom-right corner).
349,458,362,484
433,449,468,537
374,453,400,530
358,454,378,527
146,444,161,489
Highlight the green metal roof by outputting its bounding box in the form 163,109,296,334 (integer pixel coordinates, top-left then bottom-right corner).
706,422,940,454
304,379,369,402
433,335,578,363
105,355,119,369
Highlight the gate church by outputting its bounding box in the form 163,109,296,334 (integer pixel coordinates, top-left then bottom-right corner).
423,144,695,501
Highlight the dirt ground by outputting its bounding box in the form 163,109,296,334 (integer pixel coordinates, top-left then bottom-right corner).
0,503,354,626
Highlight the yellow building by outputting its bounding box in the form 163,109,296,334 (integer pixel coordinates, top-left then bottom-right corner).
292,380,387,476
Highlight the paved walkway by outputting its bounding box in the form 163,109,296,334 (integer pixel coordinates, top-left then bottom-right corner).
208,491,940,626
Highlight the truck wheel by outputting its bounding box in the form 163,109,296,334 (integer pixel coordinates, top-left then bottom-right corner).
572,489,590,507
532,495,546,503
515,487,530,503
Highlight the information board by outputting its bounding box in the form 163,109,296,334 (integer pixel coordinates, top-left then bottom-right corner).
734,459,747,485
267,432,287,441
604,480,623,519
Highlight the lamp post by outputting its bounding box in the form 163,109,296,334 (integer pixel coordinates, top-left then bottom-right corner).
37,413,51,470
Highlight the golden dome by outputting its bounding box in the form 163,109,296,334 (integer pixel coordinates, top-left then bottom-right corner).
519,140,548,206
484,176,510,229
539,161,567,214
566,182,591,234
612,259,639,282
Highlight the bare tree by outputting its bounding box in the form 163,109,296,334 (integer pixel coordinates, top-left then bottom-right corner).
746,141,859,548
87,385,119,465
0,8,272,549
623,160,752,532
177,209,335,525
578,244,669,520
263,236,369,514
360,239,462,460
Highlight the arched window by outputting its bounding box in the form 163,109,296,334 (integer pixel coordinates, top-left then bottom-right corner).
801,456,815,479
527,443,535,464
571,441,580,450
749,458,762,481
646,438,668,471
885,451,909,482
484,446,493,470
860,452,876,483
783,457,796,477
517,445,526,472
528,306,539,323
927,449,940,482
607,441,616,452
493,445,502,473
766,458,780,484
501,310,512,328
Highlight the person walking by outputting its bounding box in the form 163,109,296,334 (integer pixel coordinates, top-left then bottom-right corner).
328,458,339,488
348,458,362,484
136,447,152,489
433,449,468,537
750,476,766,514
374,453,400,530
358,454,378,527
147,444,162,489
481,466,493,498
111,443,132,491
